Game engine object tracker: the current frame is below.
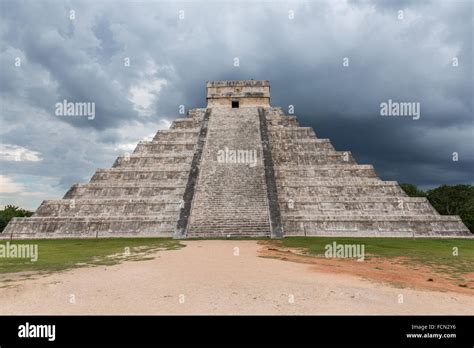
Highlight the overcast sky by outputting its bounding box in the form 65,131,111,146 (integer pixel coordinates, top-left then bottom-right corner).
0,0,472,210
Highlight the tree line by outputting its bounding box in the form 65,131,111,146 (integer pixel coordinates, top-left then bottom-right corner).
400,184,473,233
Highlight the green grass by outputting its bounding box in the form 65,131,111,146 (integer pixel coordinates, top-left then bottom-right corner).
278,237,474,277
0,238,182,274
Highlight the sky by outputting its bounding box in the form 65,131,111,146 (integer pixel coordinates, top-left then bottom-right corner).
0,0,472,210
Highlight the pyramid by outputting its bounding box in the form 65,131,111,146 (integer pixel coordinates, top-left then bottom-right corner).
2,80,470,239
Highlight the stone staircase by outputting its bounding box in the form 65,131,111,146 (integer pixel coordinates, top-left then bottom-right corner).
264,107,470,237
186,107,271,237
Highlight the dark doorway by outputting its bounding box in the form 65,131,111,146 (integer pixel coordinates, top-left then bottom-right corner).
232,100,239,108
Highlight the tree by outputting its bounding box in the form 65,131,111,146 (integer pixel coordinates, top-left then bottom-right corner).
427,185,474,233
400,183,426,197
461,196,474,233
0,205,33,232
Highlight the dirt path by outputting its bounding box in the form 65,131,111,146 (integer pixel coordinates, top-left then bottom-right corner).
0,240,472,315
259,241,474,296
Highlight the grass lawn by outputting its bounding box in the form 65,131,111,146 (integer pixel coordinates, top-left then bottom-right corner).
278,237,474,278
0,238,182,274
1,236,472,280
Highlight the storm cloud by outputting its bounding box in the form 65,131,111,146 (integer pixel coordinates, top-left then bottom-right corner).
0,0,472,209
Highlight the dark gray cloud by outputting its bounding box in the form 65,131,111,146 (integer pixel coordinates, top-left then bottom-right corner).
0,0,472,209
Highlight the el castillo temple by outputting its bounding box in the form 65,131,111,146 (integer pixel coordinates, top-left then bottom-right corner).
2,80,470,239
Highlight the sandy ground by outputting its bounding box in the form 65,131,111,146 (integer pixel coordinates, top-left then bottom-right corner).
0,240,473,315
259,241,474,296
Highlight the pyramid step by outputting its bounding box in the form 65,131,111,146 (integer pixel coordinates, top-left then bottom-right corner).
283,210,438,217
36,199,182,217
113,154,194,167
280,184,405,196
91,168,190,182
278,197,437,213
283,214,470,237
276,167,377,178
169,117,203,130
273,138,331,145
272,145,335,153
190,218,269,224
277,164,374,171
94,167,190,173
278,196,426,203
146,139,198,145
284,214,464,222
153,129,200,141
2,216,176,239
64,183,185,199
280,178,385,185
273,153,356,164
280,201,437,214
186,232,270,238
269,127,316,138
187,226,270,234
133,141,196,154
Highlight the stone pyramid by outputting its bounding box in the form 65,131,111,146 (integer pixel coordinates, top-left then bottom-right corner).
2,80,470,239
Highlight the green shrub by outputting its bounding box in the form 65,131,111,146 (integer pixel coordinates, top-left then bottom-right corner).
427,185,474,233
0,205,33,232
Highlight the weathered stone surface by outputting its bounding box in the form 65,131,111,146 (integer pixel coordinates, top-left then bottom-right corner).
263,107,470,237
206,80,270,108
1,109,207,240
2,80,470,239
174,109,211,238
186,107,271,237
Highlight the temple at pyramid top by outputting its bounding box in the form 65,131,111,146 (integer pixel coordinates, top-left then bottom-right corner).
206,80,270,108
